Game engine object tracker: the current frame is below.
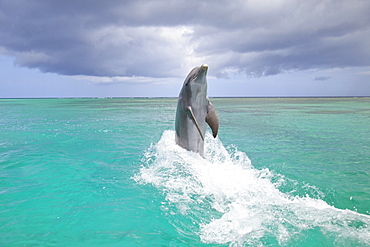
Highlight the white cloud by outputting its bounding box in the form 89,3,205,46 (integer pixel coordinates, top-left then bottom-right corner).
71,74,177,85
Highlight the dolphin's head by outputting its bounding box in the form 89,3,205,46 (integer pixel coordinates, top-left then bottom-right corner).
180,64,208,101
183,64,208,87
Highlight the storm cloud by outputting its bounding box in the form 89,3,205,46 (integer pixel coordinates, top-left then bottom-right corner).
1,0,370,79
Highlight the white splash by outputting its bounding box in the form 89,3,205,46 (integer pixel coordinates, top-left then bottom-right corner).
135,130,370,246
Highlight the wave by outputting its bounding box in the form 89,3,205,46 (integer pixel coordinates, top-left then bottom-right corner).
134,130,370,246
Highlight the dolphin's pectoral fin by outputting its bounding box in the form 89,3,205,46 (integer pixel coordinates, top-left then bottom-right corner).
187,106,205,141
206,102,219,138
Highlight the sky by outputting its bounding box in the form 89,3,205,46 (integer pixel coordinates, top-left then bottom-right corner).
1,0,370,98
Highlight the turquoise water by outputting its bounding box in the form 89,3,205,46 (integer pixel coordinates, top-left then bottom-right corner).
1,98,369,246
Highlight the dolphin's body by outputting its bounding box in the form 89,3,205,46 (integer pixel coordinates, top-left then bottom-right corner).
175,64,219,156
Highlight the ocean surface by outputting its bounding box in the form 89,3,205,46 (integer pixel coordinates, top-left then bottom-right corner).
1,97,369,246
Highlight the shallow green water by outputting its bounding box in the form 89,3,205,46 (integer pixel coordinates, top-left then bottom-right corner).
1,98,369,246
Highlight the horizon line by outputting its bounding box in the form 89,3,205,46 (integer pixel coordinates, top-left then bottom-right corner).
1,96,370,100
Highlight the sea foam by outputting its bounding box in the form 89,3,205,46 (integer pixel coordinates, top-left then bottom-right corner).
135,130,370,246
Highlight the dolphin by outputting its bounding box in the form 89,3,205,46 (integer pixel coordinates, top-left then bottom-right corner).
175,64,219,157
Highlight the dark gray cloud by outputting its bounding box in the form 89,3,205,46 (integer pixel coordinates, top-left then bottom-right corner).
0,0,369,79
314,76,331,81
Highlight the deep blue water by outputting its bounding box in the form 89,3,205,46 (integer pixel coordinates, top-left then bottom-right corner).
1,98,369,246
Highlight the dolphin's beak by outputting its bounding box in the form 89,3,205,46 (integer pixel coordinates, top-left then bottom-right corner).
196,64,208,81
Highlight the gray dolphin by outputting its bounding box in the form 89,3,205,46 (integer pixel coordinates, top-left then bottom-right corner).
175,64,219,156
